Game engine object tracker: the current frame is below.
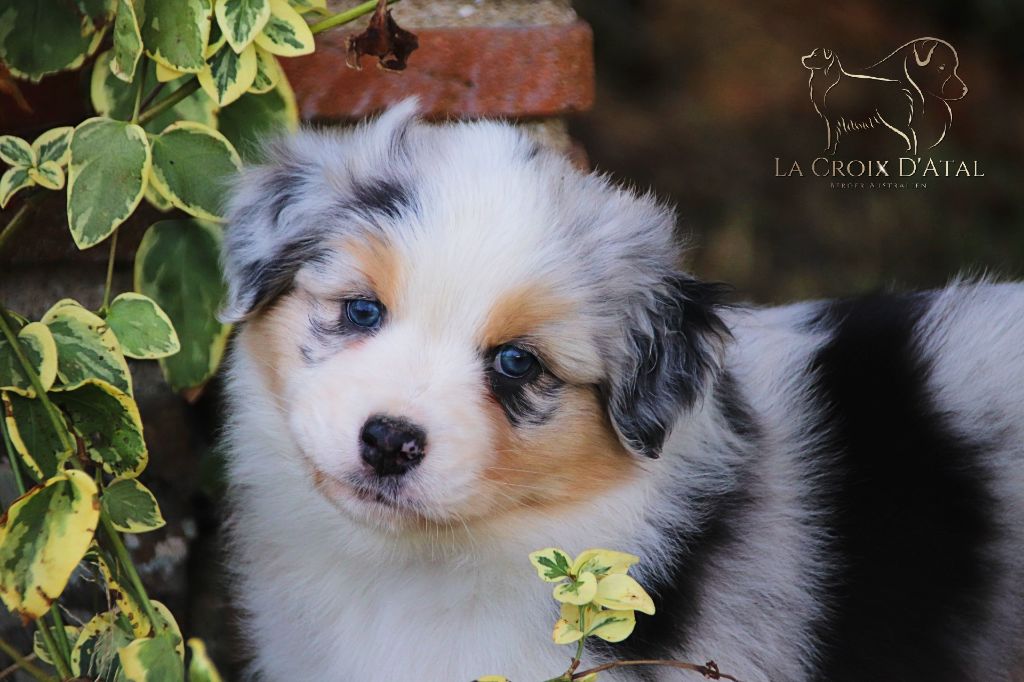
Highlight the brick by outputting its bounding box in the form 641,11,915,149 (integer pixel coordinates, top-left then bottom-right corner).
281,20,594,120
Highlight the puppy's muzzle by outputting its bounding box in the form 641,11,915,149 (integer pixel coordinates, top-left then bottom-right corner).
359,415,427,477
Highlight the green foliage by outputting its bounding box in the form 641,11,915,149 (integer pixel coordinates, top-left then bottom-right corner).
0,0,403,678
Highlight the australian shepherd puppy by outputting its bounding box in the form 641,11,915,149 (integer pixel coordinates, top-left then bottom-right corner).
219,101,1024,681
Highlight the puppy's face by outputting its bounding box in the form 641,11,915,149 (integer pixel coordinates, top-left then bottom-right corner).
224,103,726,531
802,48,835,71
909,39,967,101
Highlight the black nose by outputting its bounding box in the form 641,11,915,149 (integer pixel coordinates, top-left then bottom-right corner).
359,415,427,476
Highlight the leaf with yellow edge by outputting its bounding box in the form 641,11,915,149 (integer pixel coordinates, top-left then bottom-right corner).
155,62,187,83
187,638,223,682
255,0,314,57
529,547,572,583
139,0,211,73
107,292,181,360
215,0,271,53
51,380,148,478
0,321,58,397
96,553,150,637
249,46,280,94
150,121,241,220
72,611,133,679
2,391,73,479
571,548,640,579
198,42,258,107
0,167,34,209
0,471,99,621
472,677,509,682
0,135,34,167
552,617,584,645
553,571,597,606
145,177,175,212
591,573,655,615
34,625,81,664
111,0,144,82
585,608,636,643
42,300,132,394
152,600,185,658
31,127,74,166
28,161,64,190
103,477,166,533
119,633,184,682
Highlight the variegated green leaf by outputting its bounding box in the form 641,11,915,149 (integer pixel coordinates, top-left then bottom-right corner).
112,0,144,82
553,571,597,605
249,46,279,93
34,625,80,665
0,470,99,620
571,548,640,579
67,117,151,250
0,0,106,81
150,122,241,220
586,608,636,643
145,178,175,212
72,611,133,680
254,0,314,57
91,50,136,120
28,160,64,190
51,381,147,478
2,392,73,479
198,42,258,107
103,478,165,533
42,300,132,394
96,553,150,636
0,321,58,397
32,127,74,166
217,72,297,161
289,0,326,13
95,57,219,133
187,639,222,682
152,600,184,658
119,633,184,682
0,167,33,209
107,293,181,360
0,135,34,167
215,0,271,53
135,220,230,392
529,547,573,582
138,0,212,73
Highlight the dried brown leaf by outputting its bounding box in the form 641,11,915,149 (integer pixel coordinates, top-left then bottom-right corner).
345,0,419,72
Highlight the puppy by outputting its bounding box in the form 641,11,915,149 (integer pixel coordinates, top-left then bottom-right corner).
863,37,968,150
220,101,1024,681
802,47,917,154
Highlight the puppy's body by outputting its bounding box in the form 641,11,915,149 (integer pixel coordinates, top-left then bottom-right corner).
222,104,1024,681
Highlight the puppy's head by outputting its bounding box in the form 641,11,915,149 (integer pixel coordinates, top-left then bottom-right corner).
907,38,967,101
223,101,728,530
802,48,836,72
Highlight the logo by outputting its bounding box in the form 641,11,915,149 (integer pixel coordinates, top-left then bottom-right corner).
776,37,983,188
801,38,966,154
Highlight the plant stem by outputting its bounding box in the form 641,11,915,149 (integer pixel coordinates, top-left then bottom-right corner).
571,659,743,681
47,607,71,670
99,512,162,632
0,637,56,682
137,78,200,126
0,192,43,256
0,417,27,497
130,74,145,124
34,620,70,680
101,229,119,314
138,82,166,115
309,0,398,34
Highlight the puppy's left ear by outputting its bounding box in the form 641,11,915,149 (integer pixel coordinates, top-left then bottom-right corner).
604,276,730,458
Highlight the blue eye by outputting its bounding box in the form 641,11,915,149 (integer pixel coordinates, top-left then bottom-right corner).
346,299,384,329
494,345,538,379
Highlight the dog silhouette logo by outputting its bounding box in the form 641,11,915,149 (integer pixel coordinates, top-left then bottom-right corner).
802,38,967,155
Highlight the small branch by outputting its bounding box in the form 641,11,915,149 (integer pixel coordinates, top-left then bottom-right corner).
101,229,119,314
309,0,398,34
0,638,55,682
572,659,743,682
99,512,162,633
0,191,44,257
137,78,200,126
33,621,70,680
138,82,166,114
0,650,38,680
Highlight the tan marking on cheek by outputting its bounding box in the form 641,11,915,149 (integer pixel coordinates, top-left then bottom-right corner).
480,285,573,350
240,292,310,402
481,385,636,513
343,235,402,308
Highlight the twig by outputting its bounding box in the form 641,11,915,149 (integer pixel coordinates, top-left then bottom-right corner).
0,192,44,257
0,638,55,682
33,622,70,680
310,0,398,34
0,650,38,679
572,659,743,682
101,228,119,314
137,78,201,126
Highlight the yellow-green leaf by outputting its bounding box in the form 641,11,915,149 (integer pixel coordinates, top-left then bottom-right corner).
187,638,223,682
0,321,58,397
138,0,211,73
28,160,64,190
249,45,280,94
103,477,166,533
96,553,150,637
553,571,597,606
529,547,572,583
571,548,640,579
472,677,509,682
254,0,314,57
107,292,181,360
152,600,185,658
0,167,34,209
591,573,656,615
111,0,144,82
34,625,81,665
586,608,636,643
135,220,231,392
0,470,99,620
2,392,73,479
150,121,241,220
67,117,151,250
198,42,258,107
215,0,271,53
51,381,148,478
0,0,106,81
155,61,187,82
0,135,34,167
31,127,74,166
42,300,133,394
72,611,133,679
119,633,185,682
552,616,584,645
